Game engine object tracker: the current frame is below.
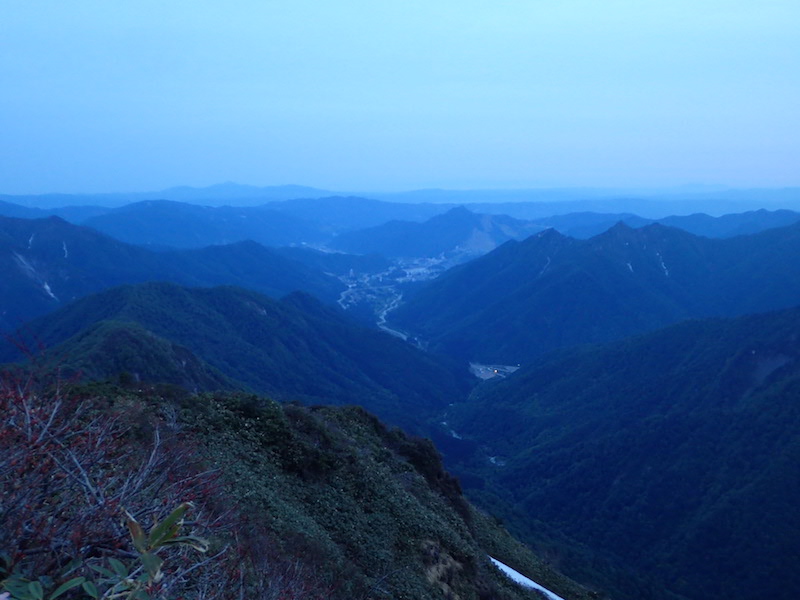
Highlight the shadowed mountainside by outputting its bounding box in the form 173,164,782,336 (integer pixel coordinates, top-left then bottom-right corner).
0,215,343,330
330,206,544,260
391,221,800,363
81,200,328,248
2,282,472,432
443,305,800,600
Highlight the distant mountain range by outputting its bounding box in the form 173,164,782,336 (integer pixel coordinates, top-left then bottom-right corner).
1,282,472,432
80,200,329,248
264,196,449,234
80,196,458,247
445,305,800,600
535,208,800,239
4,183,800,221
327,206,800,262
330,206,545,260
0,183,337,209
325,207,800,261
0,215,343,329
0,199,111,222
3,190,800,254
373,186,800,218
390,221,800,362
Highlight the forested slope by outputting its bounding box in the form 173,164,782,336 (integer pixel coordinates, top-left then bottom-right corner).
1,282,471,432
443,306,800,600
0,215,343,329
391,222,800,362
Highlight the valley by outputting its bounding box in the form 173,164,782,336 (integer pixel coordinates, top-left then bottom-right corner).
335,254,453,342
3,190,800,600
6,2,798,598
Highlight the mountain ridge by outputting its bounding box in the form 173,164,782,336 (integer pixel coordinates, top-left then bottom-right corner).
0,215,344,329
330,206,545,260
2,282,472,432
390,221,800,362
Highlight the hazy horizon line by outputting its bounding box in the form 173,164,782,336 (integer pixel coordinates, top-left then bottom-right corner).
3,181,800,198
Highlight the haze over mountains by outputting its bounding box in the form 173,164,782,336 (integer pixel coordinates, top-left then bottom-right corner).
5,186,800,252
534,207,800,239
390,220,800,363
5,182,800,215
0,183,336,209
0,215,346,329
330,206,544,261
81,200,330,248
3,184,800,600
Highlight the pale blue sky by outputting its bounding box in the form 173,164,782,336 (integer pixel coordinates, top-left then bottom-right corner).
2,0,798,194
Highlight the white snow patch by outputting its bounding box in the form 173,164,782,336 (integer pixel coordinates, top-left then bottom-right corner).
42,282,58,301
626,262,633,273
440,421,463,439
656,252,669,276
62,242,68,258
28,234,34,248
537,256,551,278
489,557,566,600
13,252,37,278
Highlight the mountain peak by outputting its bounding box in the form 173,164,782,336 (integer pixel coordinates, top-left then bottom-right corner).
535,226,566,239
444,205,473,216
608,220,633,232
594,220,691,245
520,226,568,246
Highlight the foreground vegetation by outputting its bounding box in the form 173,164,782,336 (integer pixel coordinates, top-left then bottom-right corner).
0,365,592,600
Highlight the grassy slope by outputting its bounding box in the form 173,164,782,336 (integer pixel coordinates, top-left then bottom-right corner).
39,320,240,392
176,389,594,600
